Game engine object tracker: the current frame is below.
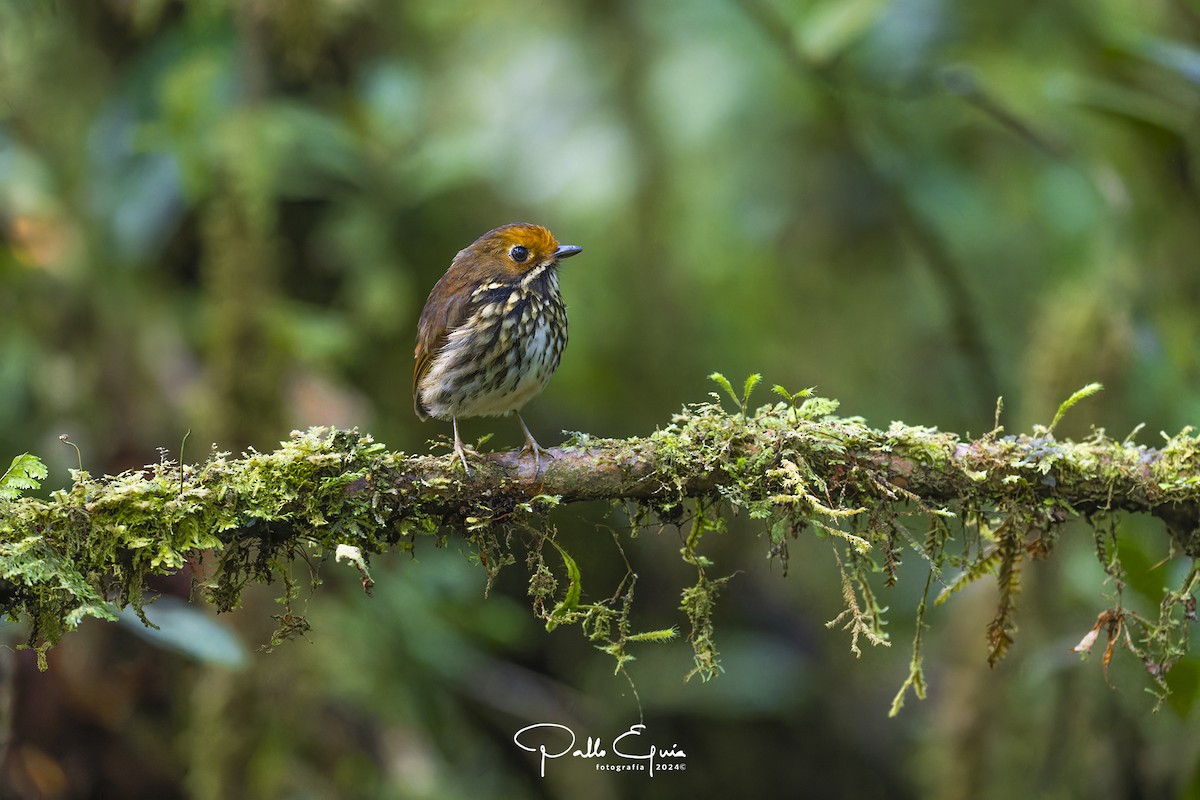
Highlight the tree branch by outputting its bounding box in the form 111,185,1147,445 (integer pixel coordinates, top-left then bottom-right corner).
1,384,1198,690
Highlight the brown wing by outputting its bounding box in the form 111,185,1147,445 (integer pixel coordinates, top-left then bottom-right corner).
413,268,475,420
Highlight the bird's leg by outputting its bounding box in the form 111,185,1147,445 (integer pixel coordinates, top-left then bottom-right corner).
516,411,553,475
452,416,472,477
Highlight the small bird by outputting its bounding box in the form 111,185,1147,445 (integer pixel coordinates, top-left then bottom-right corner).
413,223,582,474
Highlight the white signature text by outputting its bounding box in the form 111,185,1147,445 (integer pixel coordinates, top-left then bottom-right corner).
513,723,687,778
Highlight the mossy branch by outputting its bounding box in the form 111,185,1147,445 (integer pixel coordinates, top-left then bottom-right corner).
1,380,1198,701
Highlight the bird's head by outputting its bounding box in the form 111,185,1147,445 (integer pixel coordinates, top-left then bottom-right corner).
454,222,582,279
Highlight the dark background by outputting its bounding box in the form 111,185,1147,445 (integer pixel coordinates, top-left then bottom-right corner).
2,0,1200,797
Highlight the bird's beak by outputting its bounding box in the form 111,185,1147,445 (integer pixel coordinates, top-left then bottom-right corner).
554,245,583,260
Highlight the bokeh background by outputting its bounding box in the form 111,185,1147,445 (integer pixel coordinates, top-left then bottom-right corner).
2,0,1200,797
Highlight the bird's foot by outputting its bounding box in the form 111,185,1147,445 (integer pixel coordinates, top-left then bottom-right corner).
518,436,556,476
452,441,474,477
451,417,473,477
515,412,554,476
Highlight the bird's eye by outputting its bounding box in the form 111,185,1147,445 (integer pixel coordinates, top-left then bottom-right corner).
509,245,529,263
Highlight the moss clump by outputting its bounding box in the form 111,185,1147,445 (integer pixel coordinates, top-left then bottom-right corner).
0,429,410,664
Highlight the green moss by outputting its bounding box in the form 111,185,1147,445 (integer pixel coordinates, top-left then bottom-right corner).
636,375,1199,706
0,428,408,660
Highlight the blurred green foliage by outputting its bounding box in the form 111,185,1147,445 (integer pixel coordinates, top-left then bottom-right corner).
1,0,1200,797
